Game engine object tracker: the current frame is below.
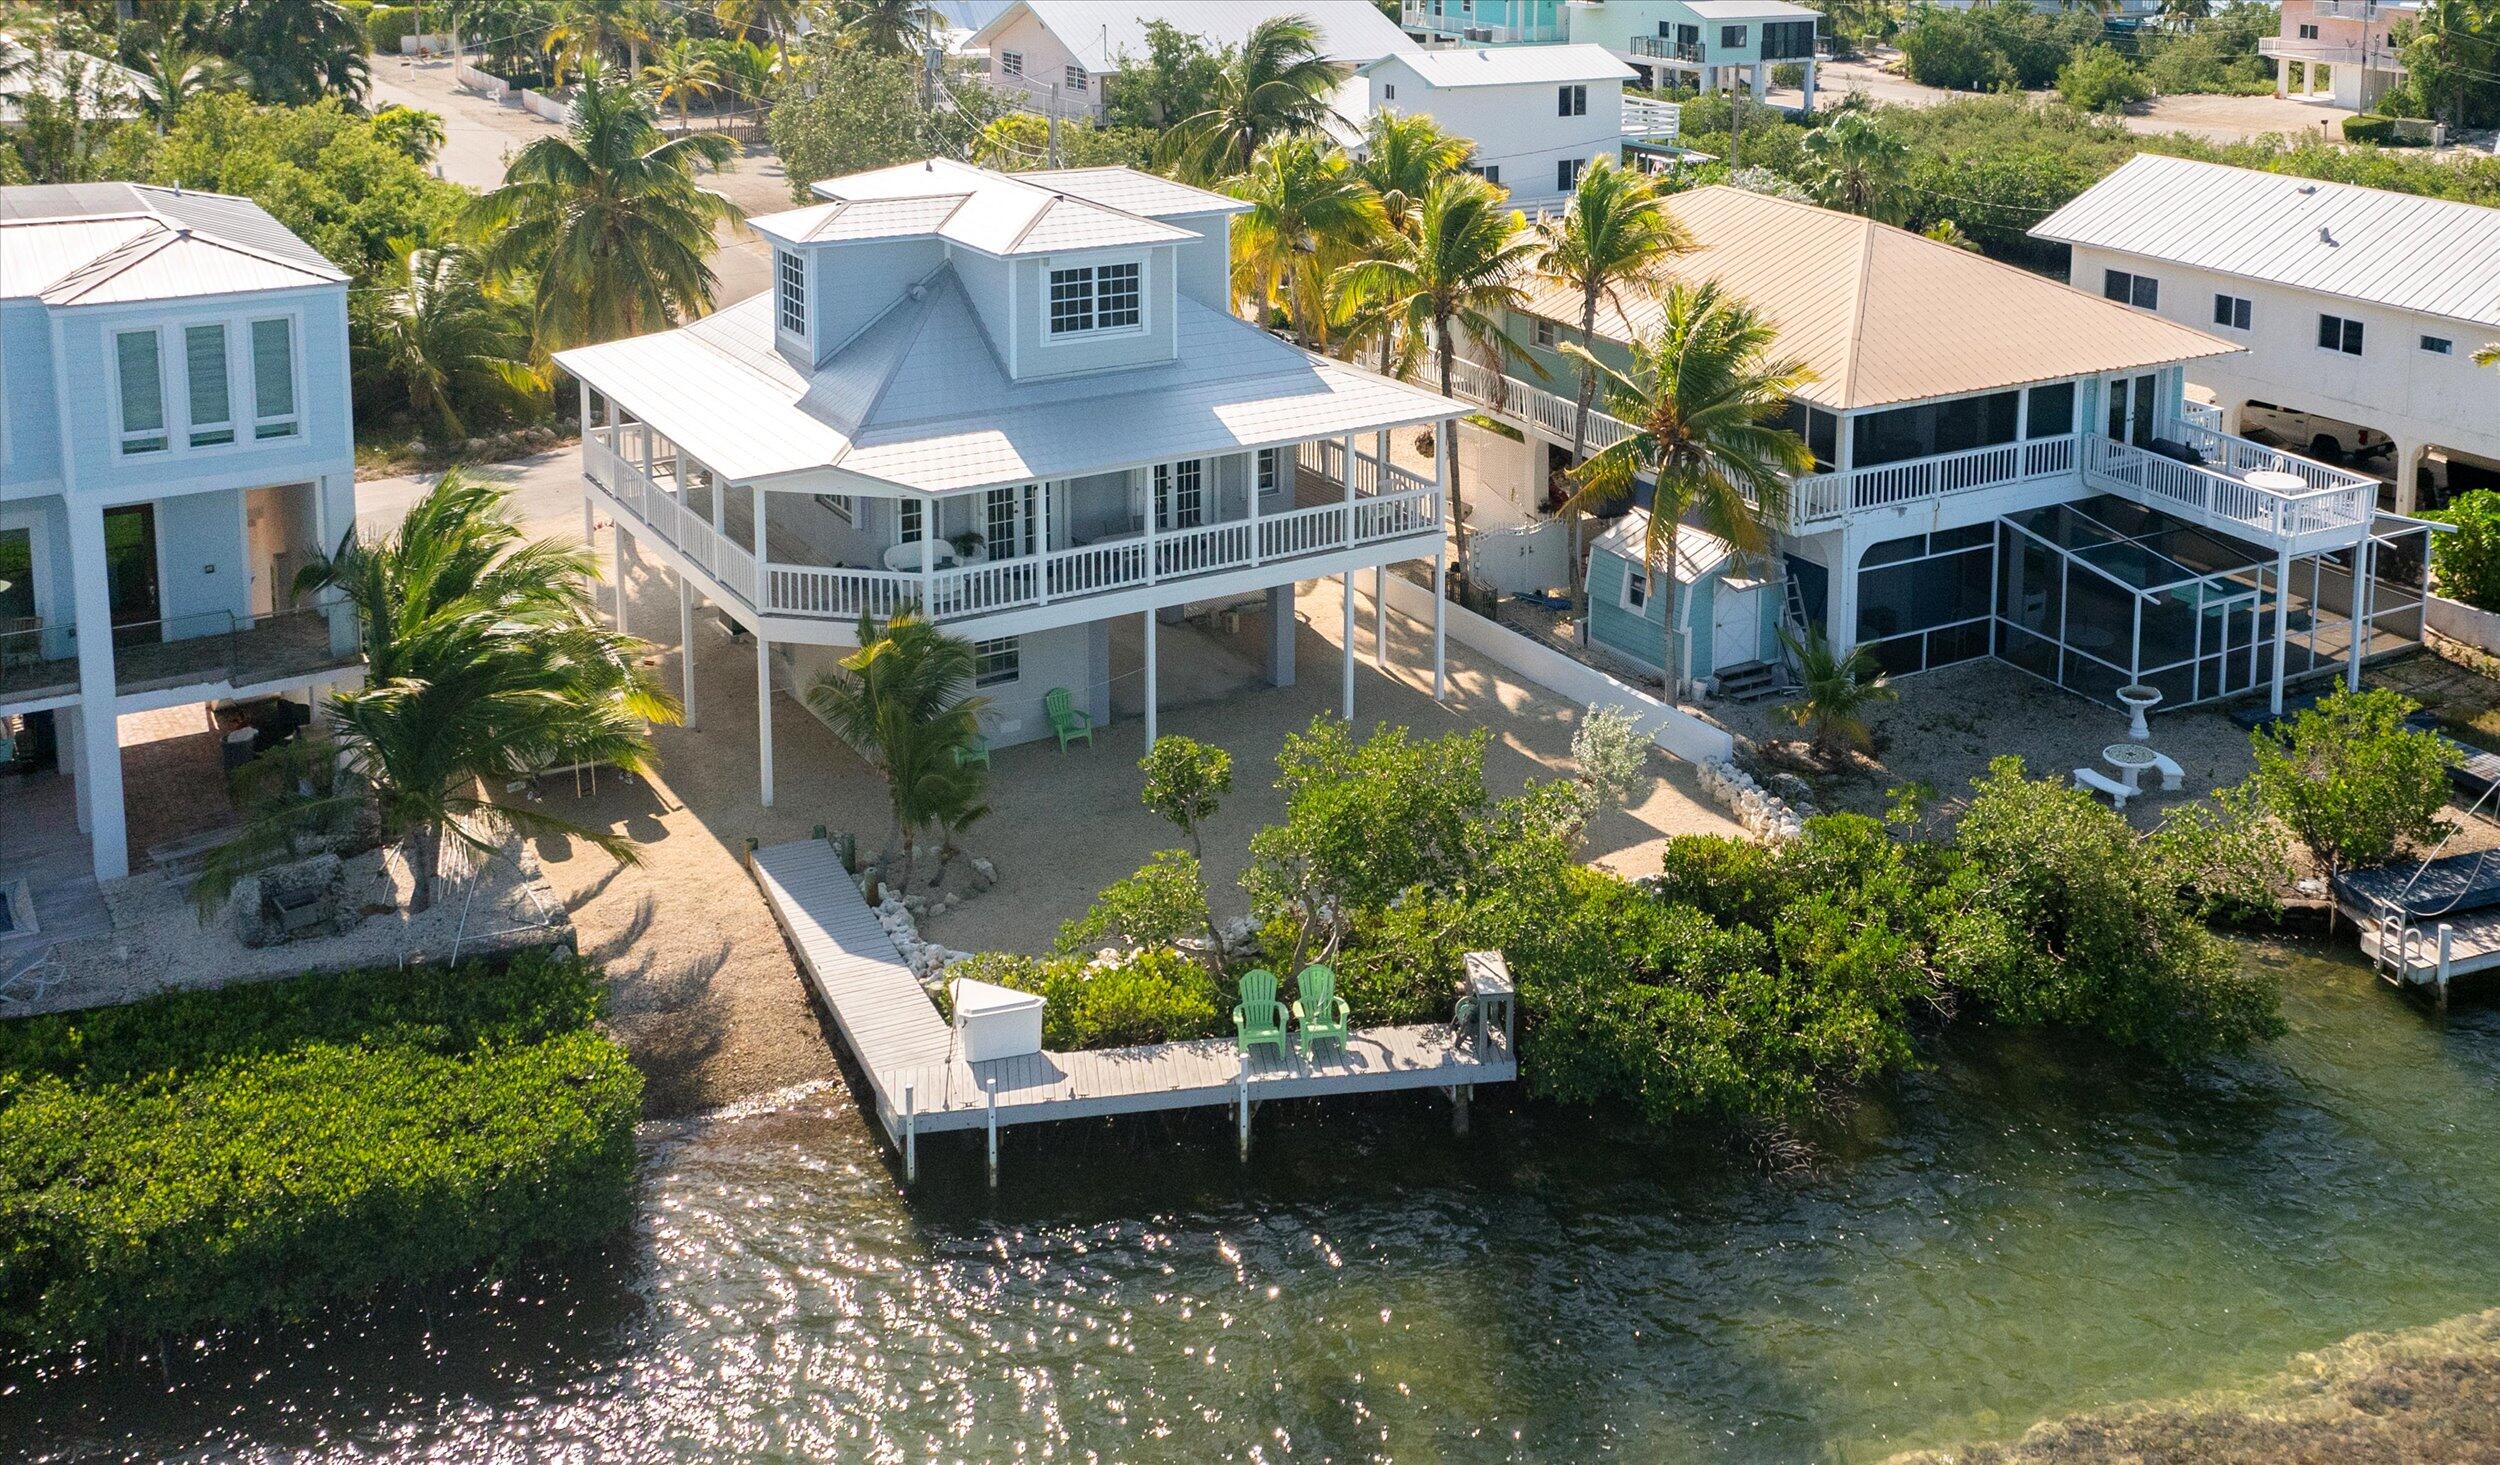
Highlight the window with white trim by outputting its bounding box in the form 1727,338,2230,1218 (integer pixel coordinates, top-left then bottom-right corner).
1463,163,1501,185
115,329,168,454
1720,24,1748,48
2212,293,2251,330
974,637,1020,687
2298,22,2319,37
1256,446,1280,495
1382,82,1394,100
1622,565,1648,611
2423,334,2455,355
1154,459,1203,529
1532,316,1559,349
1000,49,1023,77
1556,158,1583,193
1047,261,1142,336
185,324,234,447
2318,313,2364,355
1557,83,1587,116
777,249,806,336
984,487,1021,560
250,318,298,439
897,498,924,545
1065,64,1087,91
814,493,854,524
2103,269,2157,309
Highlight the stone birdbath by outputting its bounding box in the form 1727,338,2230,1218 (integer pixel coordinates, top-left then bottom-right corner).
2117,684,2163,743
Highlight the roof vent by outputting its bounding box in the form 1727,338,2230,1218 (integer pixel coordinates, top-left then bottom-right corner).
907,283,927,300
2298,183,2317,194
2318,225,2335,245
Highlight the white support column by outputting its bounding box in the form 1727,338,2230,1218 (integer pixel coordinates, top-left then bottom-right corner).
2268,548,2292,715
1036,482,1053,603
67,503,128,880
678,567,699,729
920,493,937,611
1142,471,1160,586
611,520,629,627
1143,610,1159,748
1246,457,1264,566
1373,565,1387,669
753,481,769,565
1340,569,1356,720
1432,545,1448,701
756,632,776,807
1342,432,1357,545
2347,534,2374,691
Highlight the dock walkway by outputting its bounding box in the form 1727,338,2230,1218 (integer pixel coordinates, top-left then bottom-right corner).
751,838,1518,1162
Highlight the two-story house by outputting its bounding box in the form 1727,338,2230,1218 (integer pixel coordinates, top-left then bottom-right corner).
2034,155,2500,517
553,160,1461,805
1,184,360,884
1401,0,1822,112
1333,45,1647,212
967,0,1418,120
2261,0,2414,111
1428,185,2421,716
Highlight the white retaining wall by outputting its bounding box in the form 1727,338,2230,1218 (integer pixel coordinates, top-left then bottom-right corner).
2429,594,2500,654
518,87,570,122
454,60,510,100
1376,571,1735,764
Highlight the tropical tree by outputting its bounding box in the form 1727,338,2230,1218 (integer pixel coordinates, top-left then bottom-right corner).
1229,135,1384,348
547,0,661,84
2474,342,2498,367
468,62,744,350
642,37,723,132
354,242,546,441
1798,110,1910,224
1162,15,1339,183
210,0,368,105
128,42,237,132
1921,217,1981,251
831,0,939,57
2159,0,2212,31
1333,173,1539,586
1350,108,1473,233
715,0,811,73
284,472,678,913
1558,282,1814,687
372,103,448,163
1777,624,1895,762
804,610,991,887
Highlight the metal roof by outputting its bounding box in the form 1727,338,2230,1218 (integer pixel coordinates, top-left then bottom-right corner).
1015,167,1249,218
1593,511,1738,584
555,273,1457,492
1514,186,2237,411
781,159,1194,256
1680,0,1822,18
965,0,1416,72
0,182,345,304
1364,44,1636,88
2031,153,2500,329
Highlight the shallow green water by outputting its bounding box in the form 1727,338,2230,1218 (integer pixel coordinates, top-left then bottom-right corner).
9,941,2500,1462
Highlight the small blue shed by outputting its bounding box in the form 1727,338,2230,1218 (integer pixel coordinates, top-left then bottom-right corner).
1584,510,1783,689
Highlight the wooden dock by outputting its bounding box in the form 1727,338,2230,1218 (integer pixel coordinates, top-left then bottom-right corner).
750,838,1518,1175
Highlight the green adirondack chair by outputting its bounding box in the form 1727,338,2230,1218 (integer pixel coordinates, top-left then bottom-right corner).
1233,969,1287,1058
953,733,990,769
1292,964,1351,1056
1044,686,1093,751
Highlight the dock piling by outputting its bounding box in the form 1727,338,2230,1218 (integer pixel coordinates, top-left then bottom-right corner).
903,1082,918,1186
986,1089,1000,1189
1452,1084,1470,1137
1237,1066,1251,1161
2440,923,2456,1014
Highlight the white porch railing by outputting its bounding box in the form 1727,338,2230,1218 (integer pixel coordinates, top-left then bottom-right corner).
2178,400,2224,434
585,427,1443,627
1790,435,2078,526
2081,434,2377,542
1623,96,1682,142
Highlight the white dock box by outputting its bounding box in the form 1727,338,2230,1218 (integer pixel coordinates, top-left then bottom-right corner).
950,977,1045,1063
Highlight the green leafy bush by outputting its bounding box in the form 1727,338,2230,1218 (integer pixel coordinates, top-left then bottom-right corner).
0,951,640,1354
946,949,1224,1051
2425,490,2500,610
2243,686,2456,875
2057,45,2152,114
2342,114,2400,143
364,4,421,54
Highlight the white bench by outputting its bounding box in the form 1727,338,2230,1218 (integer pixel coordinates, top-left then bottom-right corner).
2148,749,2185,792
2073,766,2133,809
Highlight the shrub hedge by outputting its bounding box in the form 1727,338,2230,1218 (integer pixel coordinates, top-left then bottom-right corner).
944,949,1225,1051
0,951,641,1353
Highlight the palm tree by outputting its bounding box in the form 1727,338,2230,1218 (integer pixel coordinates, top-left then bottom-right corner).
1558,282,1815,689
373,103,448,163
1350,108,1473,232
1777,624,1894,762
2159,0,2211,31
547,0,659,84
1920,218,1981,252
210,0,367,105
286,472,678,912
467,62,744,350
1163,15,1339,183
804,610,990,888
2473,343,2498,368
642,38,723,133
1333,174,1539,586
128,42,236,131
356,243,546,441
715,0,811,74
832,0,939,57
1229,135,1384,349
1798,111,1910,224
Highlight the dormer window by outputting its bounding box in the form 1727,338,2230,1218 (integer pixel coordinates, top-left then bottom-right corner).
777,249,806,336
1047,260,1143,337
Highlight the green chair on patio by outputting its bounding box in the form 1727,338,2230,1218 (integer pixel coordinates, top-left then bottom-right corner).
1233,969,1288,1058
1292,964,1351,1057
954,733,990,769
1044,686,1093,751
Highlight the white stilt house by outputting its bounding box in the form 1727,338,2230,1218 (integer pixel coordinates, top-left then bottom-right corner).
554,161,1462,802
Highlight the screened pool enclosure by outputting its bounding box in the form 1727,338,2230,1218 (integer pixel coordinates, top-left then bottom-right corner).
1842,495,2429,712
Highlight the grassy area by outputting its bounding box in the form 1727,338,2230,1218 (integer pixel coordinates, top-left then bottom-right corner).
0,951,641,1354
1896,1307,2500,1462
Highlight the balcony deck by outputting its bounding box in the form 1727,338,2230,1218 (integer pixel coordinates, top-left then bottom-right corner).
583,427,1445,642
0,608,356,713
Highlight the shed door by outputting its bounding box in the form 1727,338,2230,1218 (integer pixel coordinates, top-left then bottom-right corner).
1713,584,1763,669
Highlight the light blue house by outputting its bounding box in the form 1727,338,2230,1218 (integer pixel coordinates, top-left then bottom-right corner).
1,183,361,882
1584,512,1782,691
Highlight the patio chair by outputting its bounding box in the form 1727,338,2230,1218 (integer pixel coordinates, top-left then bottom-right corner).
954,733,990,769
1044,687,1093,752
1291,964,1351,1058
1233,969,1288,1059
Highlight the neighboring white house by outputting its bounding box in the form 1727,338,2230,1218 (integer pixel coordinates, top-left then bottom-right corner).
0,51,149,128
1333,45,1640,212
553,160,1462,799
1400,0,1823,112
1433,185,2421,712
1,183,362,883
2034,154,2500,518
967,0,1418,119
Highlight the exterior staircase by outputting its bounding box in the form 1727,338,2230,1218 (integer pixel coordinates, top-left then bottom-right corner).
1712,660,1781,702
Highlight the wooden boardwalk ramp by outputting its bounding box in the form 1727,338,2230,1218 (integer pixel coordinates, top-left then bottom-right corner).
749,838,1518,1170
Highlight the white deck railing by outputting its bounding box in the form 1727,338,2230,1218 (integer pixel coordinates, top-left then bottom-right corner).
2081,433,2377,542
1791,435,2078,525
1623,96,1682,142
585,427,1442,627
